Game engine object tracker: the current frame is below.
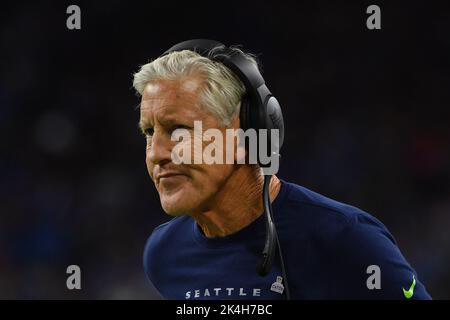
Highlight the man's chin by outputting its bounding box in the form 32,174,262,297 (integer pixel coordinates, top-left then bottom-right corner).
163,210,186,217
160,195,195,216
157,183,207,216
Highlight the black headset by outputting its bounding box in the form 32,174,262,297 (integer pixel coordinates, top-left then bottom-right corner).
160,39,290,299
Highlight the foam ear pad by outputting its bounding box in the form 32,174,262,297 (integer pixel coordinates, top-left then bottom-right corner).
239,94,251,131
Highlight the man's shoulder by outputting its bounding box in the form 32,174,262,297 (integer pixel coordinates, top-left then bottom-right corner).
145,215,192,250
142,216,193,296
280,180,387,240
282,180,369,222
154,215,192,235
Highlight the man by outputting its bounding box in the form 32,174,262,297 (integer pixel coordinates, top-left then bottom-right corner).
133,42,431,300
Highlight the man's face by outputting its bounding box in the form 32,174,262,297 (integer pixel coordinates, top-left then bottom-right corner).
139,75,236,216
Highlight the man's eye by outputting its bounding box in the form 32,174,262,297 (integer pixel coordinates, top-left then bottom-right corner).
144,128,154,136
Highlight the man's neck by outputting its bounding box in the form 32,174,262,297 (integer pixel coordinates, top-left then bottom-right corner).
192,166,281,238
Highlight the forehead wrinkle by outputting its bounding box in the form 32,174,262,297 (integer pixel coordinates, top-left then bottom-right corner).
139,77,207,126
140,103,196,130
145,76,203,99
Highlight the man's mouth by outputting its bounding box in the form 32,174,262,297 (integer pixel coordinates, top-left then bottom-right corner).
157,172,187,184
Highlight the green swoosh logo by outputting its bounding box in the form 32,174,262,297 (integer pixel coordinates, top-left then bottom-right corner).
402,274,416,299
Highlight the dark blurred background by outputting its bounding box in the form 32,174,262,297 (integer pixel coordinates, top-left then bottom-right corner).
1,1,449,299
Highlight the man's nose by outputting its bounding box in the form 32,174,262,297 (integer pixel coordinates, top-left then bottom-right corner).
147,131,173,165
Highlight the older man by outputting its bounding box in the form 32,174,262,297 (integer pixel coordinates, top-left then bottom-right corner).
133,41,431,300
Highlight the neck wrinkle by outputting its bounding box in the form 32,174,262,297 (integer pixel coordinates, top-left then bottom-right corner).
192,166,281,238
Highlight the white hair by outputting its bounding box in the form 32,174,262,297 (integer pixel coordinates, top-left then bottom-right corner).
133,46,259,127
